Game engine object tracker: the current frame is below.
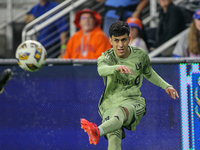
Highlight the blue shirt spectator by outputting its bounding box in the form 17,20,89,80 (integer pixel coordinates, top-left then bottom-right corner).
25,0,68,58
105,0,139,19
96,0,149,37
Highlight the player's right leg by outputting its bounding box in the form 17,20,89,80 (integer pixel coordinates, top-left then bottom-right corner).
0,68,13,94
99,107,127,134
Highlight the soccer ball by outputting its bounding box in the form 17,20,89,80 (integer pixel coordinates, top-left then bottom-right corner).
15,40,47,72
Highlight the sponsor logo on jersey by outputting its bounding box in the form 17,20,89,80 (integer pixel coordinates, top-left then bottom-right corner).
114,75,140,87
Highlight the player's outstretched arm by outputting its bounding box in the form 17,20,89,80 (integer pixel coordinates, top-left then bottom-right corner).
165,86,179,99
117,65,133,75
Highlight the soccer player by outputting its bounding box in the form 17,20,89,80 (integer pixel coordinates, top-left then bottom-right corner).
80,21,179,149
0,68,13,94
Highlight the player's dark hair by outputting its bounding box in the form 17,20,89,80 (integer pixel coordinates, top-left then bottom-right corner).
109,21,130,37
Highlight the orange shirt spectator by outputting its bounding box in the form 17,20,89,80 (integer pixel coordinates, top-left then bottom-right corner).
62,8,111,59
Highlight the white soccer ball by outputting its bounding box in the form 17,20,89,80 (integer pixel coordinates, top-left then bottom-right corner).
15,40,47,72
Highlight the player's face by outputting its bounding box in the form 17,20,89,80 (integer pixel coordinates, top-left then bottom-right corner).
194,19,200,31
109,33,130,58
79,13,96,33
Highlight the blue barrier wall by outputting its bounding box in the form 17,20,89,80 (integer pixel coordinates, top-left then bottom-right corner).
0,63,181,150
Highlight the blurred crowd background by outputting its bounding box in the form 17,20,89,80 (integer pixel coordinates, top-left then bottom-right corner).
0,0,199,58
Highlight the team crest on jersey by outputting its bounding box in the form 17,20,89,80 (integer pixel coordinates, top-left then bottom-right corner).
135,62,142,70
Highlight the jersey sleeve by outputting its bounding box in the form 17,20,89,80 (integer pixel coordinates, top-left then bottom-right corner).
142,52,172,90
144,68,172,90
97,53,118,77
142,51,152,75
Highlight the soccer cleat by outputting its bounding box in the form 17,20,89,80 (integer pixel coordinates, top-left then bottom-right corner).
0,68,13,93
80,118,100,145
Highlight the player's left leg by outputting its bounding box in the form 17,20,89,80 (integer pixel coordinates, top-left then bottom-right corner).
0,68,13,94
107,130,122,150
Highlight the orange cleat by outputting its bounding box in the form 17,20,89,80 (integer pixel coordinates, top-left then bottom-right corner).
80,118,100,145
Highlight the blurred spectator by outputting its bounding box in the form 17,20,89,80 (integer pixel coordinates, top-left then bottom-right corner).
96,0,149,37
62,8,111,59
24,0,68,58
149,0,186,50
173,9,200,57
126,17,148,52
